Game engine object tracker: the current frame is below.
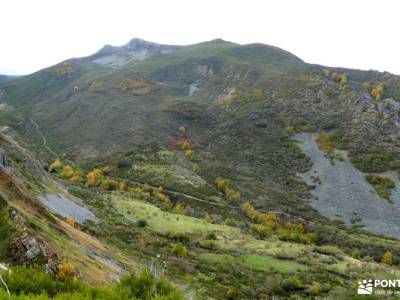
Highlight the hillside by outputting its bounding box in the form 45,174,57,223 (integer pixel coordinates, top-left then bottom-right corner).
1,38,400,299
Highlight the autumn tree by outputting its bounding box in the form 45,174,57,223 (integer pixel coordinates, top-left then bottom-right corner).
49,159,63,172
382,251,393,265
371,82,385,101
85,168,102,187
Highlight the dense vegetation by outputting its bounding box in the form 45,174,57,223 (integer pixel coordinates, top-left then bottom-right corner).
0,266,183,299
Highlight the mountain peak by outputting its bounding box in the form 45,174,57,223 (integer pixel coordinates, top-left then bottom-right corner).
86,38,178,68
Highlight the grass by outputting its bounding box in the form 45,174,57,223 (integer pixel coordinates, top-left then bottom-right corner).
365,174,396,200
195,252,306,273
112,192,240,238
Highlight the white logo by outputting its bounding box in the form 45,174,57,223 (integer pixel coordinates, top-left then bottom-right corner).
358,279,373,295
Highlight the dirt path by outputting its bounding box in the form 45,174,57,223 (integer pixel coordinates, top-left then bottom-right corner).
31,119,58,157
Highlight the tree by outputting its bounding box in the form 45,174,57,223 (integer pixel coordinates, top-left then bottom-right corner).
371,82,385,101
85,168,102,187
382,251,393,265
59,165,74,179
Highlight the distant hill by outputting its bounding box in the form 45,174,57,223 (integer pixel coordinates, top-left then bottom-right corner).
0,74,17,82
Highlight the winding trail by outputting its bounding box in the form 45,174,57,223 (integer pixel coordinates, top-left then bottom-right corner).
31,118,58,158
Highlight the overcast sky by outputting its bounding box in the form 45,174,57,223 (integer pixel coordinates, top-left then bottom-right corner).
1,0,399,75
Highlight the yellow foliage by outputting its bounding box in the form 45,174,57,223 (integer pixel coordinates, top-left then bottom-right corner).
59,165,74,179
66,216,75,227
184,149,194,159
153,187,172,207
131,79,147,89
171,243,188,257
308,281,321,295
49,159,63,172
58,259,76,279
252,224,272,237
88,80,104,93
382,251,393,265
371,82,385,101
129,187,150,199
191,163,200,173
181,141,192,151
119,182,127,191
204,213,213,223
316,133,335,154
173,203,187,215
138,239,146,253
85,169,102,187
322,69,330,77
339,73,348,85
215,177,230,192
100,178,119,190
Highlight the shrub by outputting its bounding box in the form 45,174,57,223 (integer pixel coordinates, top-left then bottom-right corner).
100,178,120,190
171,243,188,257
215,177,230,193
66,216,75,227
180,141,192,151
57,259,76,280
137,219,148,227
371,82,385,101
172,203,187,215
308,281,321,295
322,69,330,77
282,276,303,291
204,213,213,223
184,149,194,159
382,251,393,265
225,188,241,203
365,174,395,200
138,239,146,253
252,224,273,237
118,268,184,299
316,132,335,154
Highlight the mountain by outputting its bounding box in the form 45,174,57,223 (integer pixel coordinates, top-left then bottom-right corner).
0,75,17,83
85,38,180,68
1,38,400,299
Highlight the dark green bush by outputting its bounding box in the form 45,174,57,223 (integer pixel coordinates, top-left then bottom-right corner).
137,219,148,227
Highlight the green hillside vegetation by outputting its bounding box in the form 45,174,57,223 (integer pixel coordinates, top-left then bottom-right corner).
2,38,400,299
